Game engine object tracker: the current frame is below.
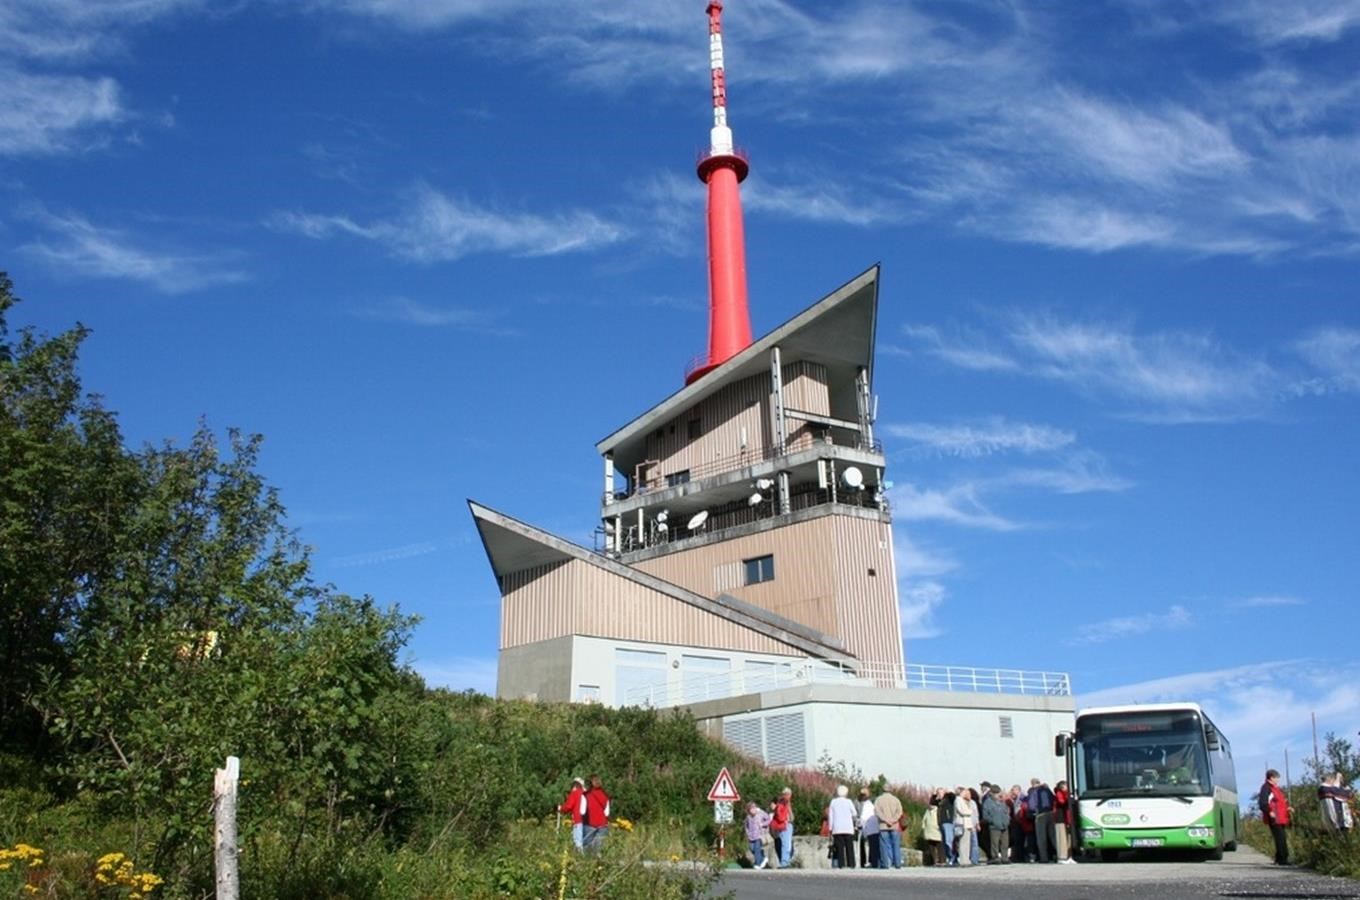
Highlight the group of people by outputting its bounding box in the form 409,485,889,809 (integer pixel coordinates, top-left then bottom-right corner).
921,778,1076,867
556,775,612,853
1258,767,1355,867
744,785,908,870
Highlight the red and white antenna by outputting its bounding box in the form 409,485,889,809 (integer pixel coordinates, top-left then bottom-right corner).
686,0,753,385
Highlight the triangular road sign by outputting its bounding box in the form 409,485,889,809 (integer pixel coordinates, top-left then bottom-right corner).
707,766,741,802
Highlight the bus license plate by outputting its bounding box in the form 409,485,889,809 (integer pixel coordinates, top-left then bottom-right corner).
1130,838,1164,848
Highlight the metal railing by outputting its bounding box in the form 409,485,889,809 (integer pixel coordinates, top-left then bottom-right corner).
620,659,1071,708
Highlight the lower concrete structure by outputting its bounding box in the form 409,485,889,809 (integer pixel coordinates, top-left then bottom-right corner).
687,683,1074,789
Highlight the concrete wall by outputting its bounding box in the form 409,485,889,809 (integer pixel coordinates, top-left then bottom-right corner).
692,686,1073,790
496,634,575,702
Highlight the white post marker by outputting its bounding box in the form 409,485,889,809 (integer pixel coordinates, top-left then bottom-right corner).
214,755,240,900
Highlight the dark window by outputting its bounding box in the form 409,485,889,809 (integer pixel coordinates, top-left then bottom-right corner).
744,554,775,585
666,470,691,487
867,568,877,577
688,418,702,439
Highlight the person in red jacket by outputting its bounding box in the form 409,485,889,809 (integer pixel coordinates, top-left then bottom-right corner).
770,788,794,868
558,777,586,851
581,774,612,853
1259,769,1292,865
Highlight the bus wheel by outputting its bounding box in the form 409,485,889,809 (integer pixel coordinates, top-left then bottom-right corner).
1100,850,1119,863
1224,840,1237,852
1206,845,1224,861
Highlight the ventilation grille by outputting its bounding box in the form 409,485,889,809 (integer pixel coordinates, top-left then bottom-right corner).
765,713,808,766
999,715,1014,739
723,718,763,759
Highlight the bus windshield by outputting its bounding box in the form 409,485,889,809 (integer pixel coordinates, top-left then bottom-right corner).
1075,710,1212,798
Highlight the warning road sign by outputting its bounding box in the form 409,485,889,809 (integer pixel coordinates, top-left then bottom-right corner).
706,766,740,802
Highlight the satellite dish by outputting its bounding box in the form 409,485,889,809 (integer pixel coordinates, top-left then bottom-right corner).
655,510,668,523
755,478,774,491
687,510,709,530
656,522,668,533
842,466,864,489
748,492,763,507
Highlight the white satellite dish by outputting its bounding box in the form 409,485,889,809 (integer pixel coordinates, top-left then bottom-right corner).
655,510,668,523
747,492,763,507
656,522,668,533
842,466,864,489
755,478,774,491
687,510,709,531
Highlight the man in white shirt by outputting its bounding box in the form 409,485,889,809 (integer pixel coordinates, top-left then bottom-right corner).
827,785,859,869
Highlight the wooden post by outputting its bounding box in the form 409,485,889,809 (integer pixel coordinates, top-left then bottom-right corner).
214,756,240,900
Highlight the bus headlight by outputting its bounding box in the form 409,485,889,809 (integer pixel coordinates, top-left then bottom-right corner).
1186,827,1213,838
1082,828,1103,840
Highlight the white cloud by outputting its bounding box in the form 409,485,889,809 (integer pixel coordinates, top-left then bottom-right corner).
414,655,498,695
994,453,1134,495
903,312,1284,423
1068,604,1193,646
330,540,441,568
886,417,1074,458
1208,0,1360,44
1229,595,1307,609
0,69,122,156
743,176,901,227
273,184,627,262
351,296,514,332
1295,327,1360,392
899,580,946,641
896,533,957,579
18,209,246,294
887,482,1020,531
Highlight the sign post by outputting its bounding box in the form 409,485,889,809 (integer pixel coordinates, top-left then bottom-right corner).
707,767,741,861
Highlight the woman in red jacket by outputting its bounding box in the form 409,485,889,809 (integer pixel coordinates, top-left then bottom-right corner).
581,774,612,854
1258,769,1292,865
1053,781,1074,863
558,777,586,851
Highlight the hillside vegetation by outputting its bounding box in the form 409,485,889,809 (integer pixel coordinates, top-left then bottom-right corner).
1,272,917,898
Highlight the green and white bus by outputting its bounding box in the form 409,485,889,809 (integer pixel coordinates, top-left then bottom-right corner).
1056,702,1239,860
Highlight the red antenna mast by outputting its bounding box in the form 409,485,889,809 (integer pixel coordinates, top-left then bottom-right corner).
686,0,753,384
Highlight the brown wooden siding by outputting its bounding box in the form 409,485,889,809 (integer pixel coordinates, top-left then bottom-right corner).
636,362,830,489
633,515,904,669
500,558,798,656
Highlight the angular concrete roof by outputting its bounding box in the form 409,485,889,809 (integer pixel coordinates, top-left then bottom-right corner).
468,500,848,660
595,264,880,464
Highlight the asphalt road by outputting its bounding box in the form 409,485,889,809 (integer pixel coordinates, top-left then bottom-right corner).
708,846,1360,900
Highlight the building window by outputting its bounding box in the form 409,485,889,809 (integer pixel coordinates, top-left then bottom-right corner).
576,684,601,704
667,470,691,487
743,554,775,585
687,418,702,439
999,715,1014,738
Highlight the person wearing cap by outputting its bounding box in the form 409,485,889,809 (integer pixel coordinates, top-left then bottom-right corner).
857,787,880,869
558,776,586,850
771,788,794,868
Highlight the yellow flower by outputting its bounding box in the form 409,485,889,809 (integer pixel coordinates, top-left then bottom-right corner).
97,852,126,867
23,885,39,895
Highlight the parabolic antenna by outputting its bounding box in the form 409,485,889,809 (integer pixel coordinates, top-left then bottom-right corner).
656,522,668,533
755,478,774,491
747,492,763,507
656,510,668,523
842,466,864,489
687,510,709,530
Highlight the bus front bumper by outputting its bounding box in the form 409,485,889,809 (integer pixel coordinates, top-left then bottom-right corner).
1081,827,1216,850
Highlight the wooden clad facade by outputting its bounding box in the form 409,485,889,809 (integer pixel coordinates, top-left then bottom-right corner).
500,557,812,657
632,514,904,669
636,362,829,490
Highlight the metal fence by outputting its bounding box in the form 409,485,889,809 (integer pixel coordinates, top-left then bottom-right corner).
621,659,1071,708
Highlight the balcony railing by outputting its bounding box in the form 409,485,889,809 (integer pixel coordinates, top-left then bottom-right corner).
620,660,1071,708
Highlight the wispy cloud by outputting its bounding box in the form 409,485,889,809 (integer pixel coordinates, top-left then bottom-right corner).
272,183,627,262
902,313,1283,423
0,69,122,156
331,540,441,568
18,208,247,294
993,452,1134,495
1294,327,1360,393
1229,595,1307,609
888,482,1020,531
1206,0,1360,45
895,533,956,641
351,296,517,333
886,417,1074,458
1068,604,1193,646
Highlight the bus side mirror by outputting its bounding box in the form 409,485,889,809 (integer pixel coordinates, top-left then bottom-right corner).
1205,727,1220,751
1055,733,1068,757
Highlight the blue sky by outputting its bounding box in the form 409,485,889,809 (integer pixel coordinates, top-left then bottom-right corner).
3,0,1358,785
